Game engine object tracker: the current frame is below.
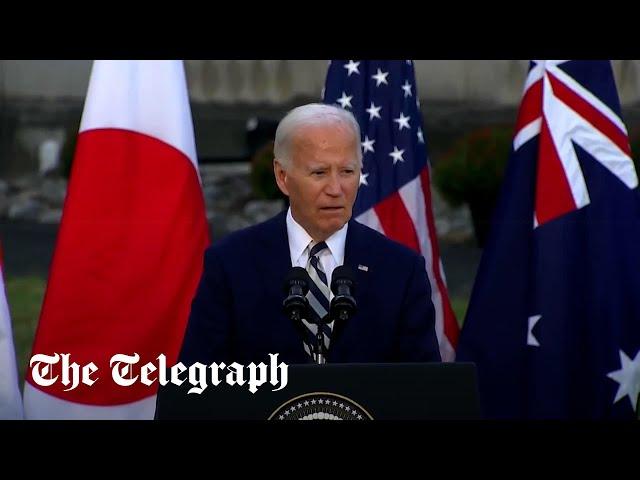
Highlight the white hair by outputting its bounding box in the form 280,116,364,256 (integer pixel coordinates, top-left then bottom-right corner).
274,103,362,170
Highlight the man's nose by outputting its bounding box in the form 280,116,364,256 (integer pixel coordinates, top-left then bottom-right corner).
324,173,342,196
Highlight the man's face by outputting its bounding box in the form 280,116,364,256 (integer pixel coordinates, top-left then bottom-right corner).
274,123,361,241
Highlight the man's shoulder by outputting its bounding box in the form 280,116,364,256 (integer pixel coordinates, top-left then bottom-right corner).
205,211,285,258
349,219,422,262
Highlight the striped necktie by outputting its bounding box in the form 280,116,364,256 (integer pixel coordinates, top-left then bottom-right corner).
302,241,334,363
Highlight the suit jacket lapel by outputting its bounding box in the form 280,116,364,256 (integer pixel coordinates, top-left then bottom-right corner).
258,214,373,301
254,210,292,303
253,214,373,354
344,219,372,305
324,219,373,359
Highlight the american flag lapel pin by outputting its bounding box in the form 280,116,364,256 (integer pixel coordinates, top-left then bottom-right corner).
358,264,369,272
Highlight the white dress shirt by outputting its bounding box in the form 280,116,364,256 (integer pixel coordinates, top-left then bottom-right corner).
286,207,348,297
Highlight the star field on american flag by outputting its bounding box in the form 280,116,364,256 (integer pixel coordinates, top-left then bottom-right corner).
322,60,459,361
323,60,428,217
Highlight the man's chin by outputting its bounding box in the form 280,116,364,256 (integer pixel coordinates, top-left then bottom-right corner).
318,219,348,236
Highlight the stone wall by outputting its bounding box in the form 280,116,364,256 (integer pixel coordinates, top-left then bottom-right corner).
3,60,640,178
4,60,640,105
0,163,474,245
2,59,638,244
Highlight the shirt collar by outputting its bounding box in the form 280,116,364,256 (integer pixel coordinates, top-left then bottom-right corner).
286,207,348,265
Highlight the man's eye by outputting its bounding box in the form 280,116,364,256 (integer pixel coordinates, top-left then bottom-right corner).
312,171,325,176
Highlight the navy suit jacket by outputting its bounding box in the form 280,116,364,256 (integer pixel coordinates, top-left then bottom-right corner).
179,211,441,365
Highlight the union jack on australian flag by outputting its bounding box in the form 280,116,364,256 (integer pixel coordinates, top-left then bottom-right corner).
323,60,459,361
457,61,640,419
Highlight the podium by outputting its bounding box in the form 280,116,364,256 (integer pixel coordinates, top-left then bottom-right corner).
155,362,481,420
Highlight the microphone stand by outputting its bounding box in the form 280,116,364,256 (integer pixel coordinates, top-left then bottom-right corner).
315,323,325,365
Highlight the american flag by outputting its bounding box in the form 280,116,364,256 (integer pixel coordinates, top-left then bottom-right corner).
323,60,458,361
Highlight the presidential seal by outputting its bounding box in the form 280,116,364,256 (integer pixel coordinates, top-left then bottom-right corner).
268,392,373,420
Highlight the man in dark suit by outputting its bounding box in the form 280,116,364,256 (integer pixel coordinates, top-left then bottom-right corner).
179,103,441,366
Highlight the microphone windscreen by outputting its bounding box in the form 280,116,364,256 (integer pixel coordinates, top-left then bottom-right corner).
331,265,355,293
283,266,311,294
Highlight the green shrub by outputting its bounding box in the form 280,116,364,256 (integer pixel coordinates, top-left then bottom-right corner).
628,129,640,172
60,122,80,180
434,125,513,246
250,140,286,201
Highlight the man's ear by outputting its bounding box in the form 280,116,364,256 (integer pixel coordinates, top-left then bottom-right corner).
273,159,289,197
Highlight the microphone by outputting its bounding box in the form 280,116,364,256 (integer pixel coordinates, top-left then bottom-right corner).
330,265,357,329
283,267,310,324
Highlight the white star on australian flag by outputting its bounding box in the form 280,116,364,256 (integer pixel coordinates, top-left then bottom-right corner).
607,349,640,412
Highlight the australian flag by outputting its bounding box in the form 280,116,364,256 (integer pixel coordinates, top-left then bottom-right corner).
323,60,459,361
457,61,640,419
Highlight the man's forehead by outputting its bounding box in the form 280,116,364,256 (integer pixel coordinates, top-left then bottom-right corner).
292,122,356,143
